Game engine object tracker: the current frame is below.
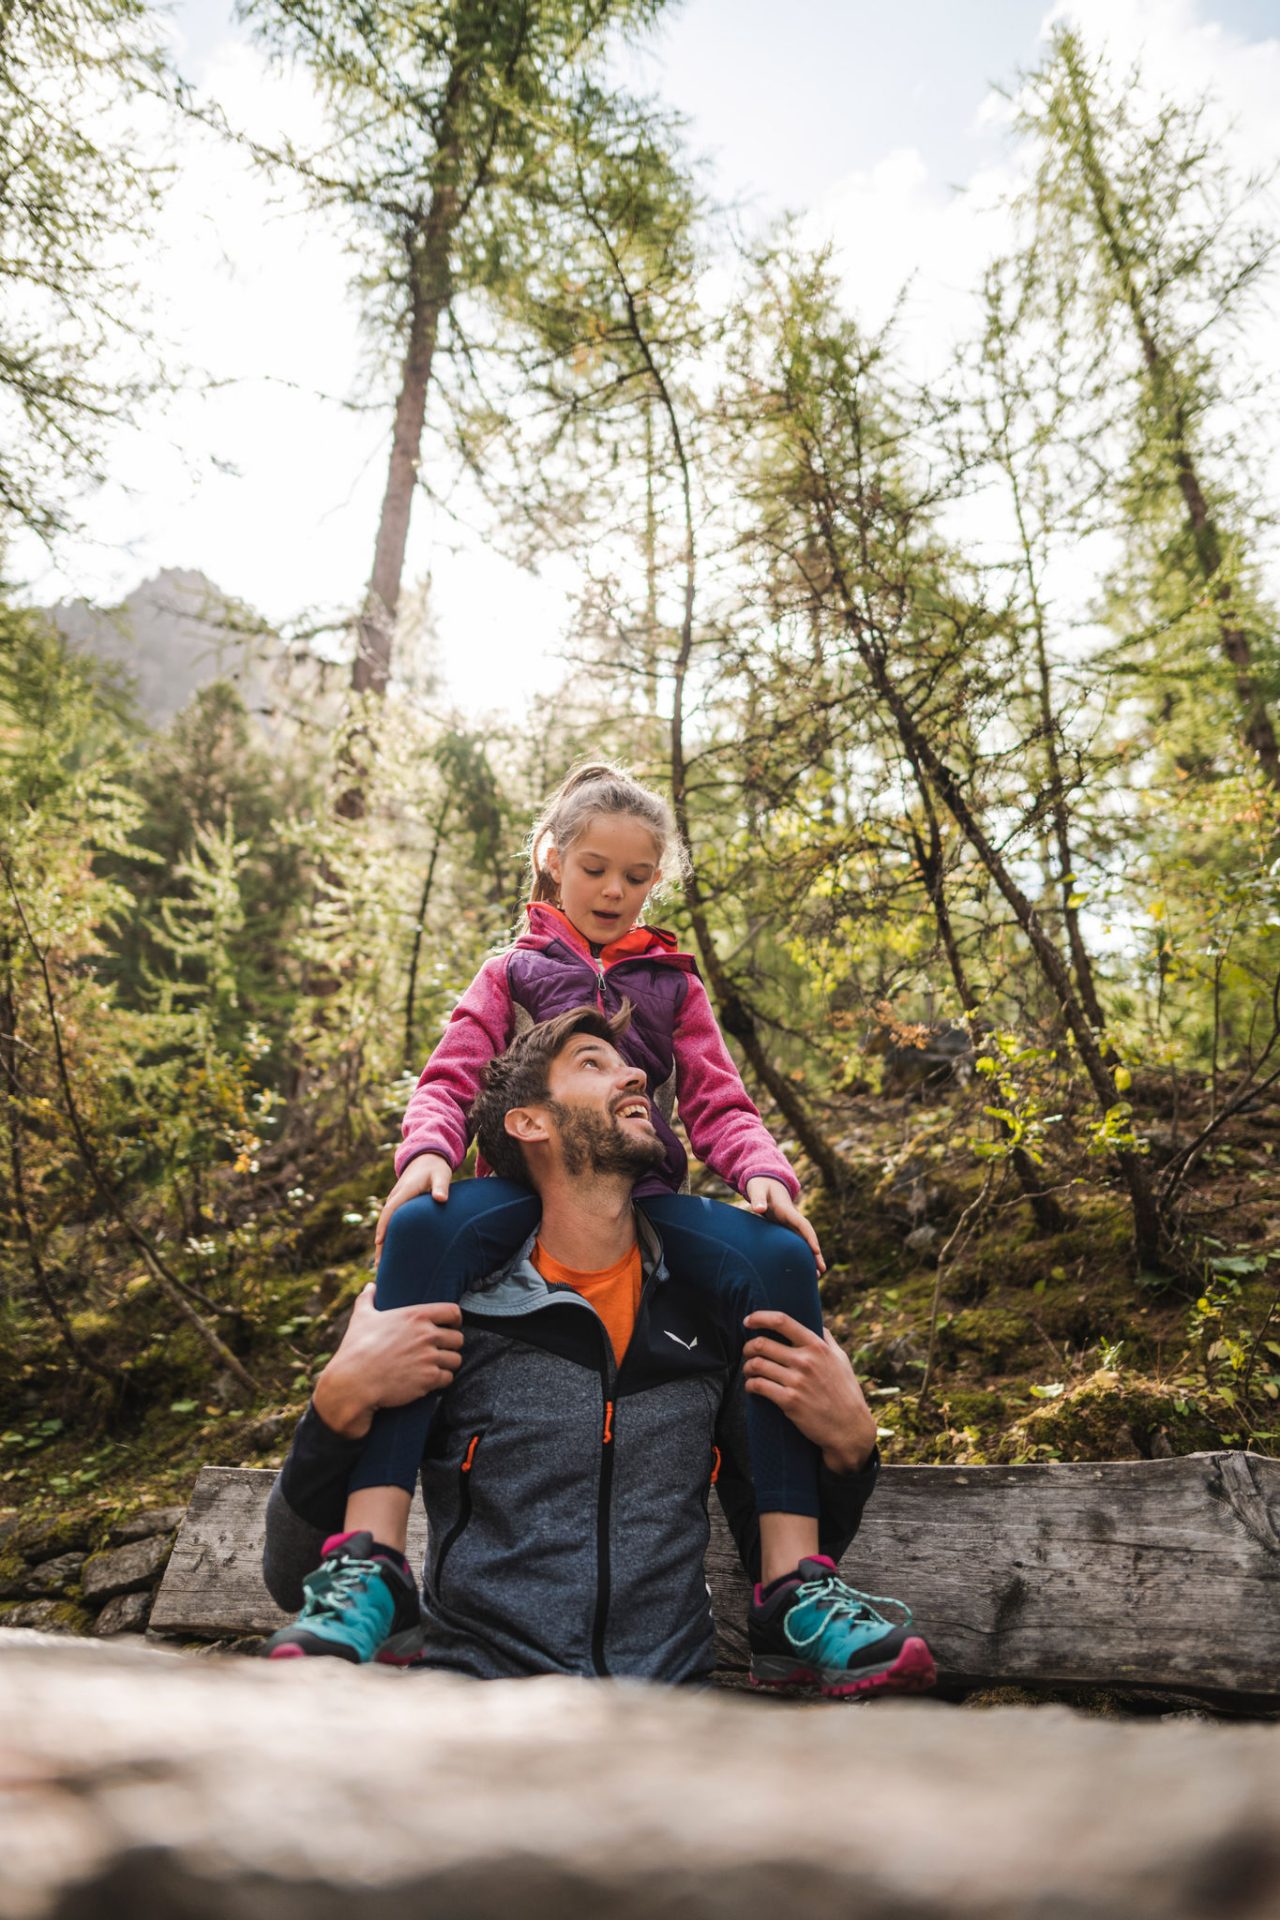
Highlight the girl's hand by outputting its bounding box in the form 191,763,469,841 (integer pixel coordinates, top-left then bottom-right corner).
374,1152,453,1268
745,1177,826,1275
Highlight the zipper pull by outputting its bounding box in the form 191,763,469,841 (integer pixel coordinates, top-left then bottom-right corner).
603,1400,614,1445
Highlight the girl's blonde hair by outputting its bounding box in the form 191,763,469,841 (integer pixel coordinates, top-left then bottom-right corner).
527,761,690,910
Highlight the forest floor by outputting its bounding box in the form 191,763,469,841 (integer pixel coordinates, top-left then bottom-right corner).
3,1073,1278,1636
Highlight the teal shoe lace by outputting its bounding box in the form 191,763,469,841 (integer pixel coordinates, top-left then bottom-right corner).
782,1570,913,1663
296,1550,396,1658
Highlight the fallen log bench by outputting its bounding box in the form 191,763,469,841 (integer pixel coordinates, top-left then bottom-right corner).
150,1453,1280,1707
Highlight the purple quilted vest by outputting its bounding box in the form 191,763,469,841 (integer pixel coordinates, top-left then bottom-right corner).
507,910,698,1195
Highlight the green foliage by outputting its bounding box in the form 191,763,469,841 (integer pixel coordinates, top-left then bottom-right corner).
971,1036,1061,1165
0,0,165,539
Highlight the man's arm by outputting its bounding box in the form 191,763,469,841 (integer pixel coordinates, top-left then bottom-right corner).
741,1309,878,1475
262,1287,463,1610
713,1313,880,1584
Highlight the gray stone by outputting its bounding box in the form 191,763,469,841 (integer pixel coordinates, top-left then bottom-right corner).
18,1518,91,1565
2,1634,1280,1919
109,1506,185,1545
904,1223,939,1255
0,1553,86,1600
92,1591,151,1636
0,1602,73,1631
81,1534,171,1604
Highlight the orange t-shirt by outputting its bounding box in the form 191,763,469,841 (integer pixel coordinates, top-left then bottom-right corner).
532,1238,643,1366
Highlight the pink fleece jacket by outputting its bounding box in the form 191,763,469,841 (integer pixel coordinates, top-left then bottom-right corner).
396,913,800,1199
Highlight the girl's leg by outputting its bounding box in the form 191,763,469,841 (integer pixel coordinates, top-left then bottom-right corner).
637,1193,823,1583
342,1179,540,1551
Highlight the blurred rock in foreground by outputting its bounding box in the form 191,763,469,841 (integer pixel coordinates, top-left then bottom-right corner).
2,1634,1279,1919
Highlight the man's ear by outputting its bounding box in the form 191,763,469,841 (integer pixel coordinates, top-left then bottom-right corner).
504,1104,552,1148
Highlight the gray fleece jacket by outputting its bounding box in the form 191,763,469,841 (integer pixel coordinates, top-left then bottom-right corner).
264,1215,879,1683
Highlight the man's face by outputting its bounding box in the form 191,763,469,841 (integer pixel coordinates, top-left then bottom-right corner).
542,1033,665,1179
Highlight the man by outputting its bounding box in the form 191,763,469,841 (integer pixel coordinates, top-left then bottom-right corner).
263,1006,933,1693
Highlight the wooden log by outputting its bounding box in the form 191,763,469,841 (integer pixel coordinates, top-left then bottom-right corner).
150,1454,1280,1702
6,1635,1280,1920
149,1466,428,1640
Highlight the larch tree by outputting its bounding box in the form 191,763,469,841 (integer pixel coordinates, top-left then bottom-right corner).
1013,27,1280,791
966,258,1109,1036
533,104,862,1192
0,0,164,544
736,246,1166,1264
235,0,676,703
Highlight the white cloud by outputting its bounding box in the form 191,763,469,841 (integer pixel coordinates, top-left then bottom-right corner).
1053,0,1280,171
809,146,1014,370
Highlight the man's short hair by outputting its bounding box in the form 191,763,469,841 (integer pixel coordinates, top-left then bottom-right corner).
469,1002,633,1184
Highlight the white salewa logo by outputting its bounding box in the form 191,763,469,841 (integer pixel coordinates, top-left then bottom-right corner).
664,1330,698,1351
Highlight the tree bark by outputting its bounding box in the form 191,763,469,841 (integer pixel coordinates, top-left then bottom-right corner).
353,190,458,702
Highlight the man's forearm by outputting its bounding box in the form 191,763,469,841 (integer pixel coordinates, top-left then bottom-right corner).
821,1403,878,1476
311,1354,375,1440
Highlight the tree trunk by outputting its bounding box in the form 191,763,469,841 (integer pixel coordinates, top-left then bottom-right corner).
1002,439,1107,1032
905,771,1068,1235
594,216,857,1192
0,956,119,1385
353,190,458,701
651,391,853,1191
1058,46,1280,791
403,784,454,1068
1,865,258,1392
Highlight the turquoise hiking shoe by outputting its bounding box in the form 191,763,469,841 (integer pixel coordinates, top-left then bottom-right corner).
748,1555,935,1698
261,1530,424,1665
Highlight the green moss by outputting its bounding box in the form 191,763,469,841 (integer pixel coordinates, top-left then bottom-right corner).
0,1598,92,1634
944,1306,1036,1368
939,1387,1010,1426
997,1374,1223,1463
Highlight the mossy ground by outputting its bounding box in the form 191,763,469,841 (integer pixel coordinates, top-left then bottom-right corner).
0,1162,383,1561
3,1086,1278,1552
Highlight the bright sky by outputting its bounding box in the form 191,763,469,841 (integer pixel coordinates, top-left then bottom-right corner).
15,0,1280,716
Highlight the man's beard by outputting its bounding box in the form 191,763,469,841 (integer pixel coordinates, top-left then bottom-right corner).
546,1099,666,1180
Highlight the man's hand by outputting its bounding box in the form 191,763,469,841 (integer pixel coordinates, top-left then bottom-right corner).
311,1284,463,1440
742,1310,877,1474
744,1177,826,1275
374,1152,452,1268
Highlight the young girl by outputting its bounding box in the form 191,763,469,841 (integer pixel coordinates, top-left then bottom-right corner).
267,763,867,1669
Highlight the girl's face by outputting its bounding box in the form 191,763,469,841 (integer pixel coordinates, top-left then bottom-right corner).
546,813,662,945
